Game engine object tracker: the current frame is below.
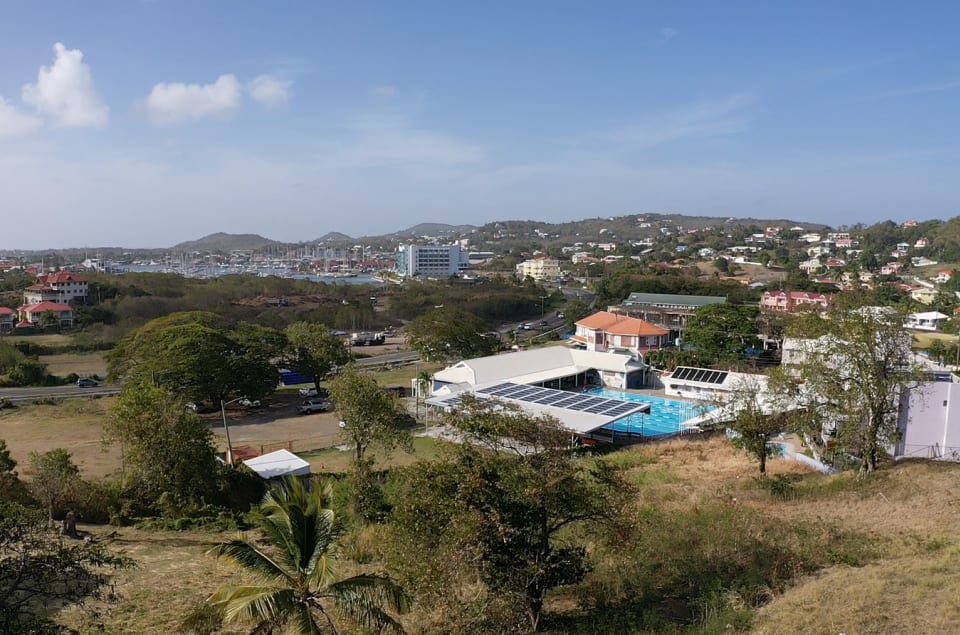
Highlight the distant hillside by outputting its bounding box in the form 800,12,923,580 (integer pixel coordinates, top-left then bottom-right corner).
388,222,477,238
171,233,279,252
315,231,354,243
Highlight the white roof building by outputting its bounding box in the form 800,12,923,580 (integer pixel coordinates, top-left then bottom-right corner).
243,449,311,480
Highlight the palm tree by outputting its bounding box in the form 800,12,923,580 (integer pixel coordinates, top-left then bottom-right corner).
206,476,408,634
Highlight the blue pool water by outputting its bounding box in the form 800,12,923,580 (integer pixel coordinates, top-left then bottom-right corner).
587,388,710,437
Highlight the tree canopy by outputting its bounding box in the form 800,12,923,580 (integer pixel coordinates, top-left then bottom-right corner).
404,306,498,362
389,396,627,632
285,322,351,390
785,302,924,473
683,303,760,365
105,381,220,505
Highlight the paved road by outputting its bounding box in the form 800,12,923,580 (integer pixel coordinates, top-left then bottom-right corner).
355,350,420,366
0,385,121,403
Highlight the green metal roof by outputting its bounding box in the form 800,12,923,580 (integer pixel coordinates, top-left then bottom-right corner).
622,293,727,308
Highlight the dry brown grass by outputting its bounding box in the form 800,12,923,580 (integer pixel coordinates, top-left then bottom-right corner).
57,526,249,635
0,398,120,478
605,436,960,634
39,352,107,377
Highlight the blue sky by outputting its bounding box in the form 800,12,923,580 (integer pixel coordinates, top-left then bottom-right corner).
1,1,959,249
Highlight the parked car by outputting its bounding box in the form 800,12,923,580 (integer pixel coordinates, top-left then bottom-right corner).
518,322,531,331
298,387,330,398
297,399,332,414
238,397,261,408
76,378,99,388
556,311,565,319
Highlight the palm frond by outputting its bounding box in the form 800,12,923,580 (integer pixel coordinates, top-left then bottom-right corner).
291,601,324,635
207,584,299,625
211,540,292,584
326,574,410,634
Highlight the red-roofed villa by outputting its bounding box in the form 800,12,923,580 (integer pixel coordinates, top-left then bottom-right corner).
18,302,74,328
571,311,670,356
22,271,88,305
0,307,14,332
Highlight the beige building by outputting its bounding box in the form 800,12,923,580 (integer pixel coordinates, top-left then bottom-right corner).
515,257,561,281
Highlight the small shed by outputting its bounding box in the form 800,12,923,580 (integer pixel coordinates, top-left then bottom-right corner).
243,449,311,480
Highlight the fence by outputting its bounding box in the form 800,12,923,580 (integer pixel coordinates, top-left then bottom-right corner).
899,443,960,461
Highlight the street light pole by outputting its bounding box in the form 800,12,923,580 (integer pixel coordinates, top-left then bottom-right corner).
220,397,242,465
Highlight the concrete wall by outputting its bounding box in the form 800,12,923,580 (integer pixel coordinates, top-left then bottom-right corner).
898,382,960,460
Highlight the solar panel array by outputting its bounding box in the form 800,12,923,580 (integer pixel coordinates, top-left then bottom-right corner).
671,367,729,385
474,382,643,419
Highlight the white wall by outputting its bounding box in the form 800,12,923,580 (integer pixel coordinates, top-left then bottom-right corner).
898,382,960,460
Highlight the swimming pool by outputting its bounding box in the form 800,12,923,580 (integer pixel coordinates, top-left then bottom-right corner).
587,387,710,437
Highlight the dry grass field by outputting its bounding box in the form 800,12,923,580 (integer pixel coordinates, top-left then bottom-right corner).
36,435,960,634
38,352,108,378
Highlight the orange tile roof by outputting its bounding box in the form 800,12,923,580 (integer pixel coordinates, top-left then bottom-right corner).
575,311,620,329
575,311,668,336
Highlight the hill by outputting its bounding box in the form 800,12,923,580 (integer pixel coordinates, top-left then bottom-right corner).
314,231,354,243
386,222,477,238
170,232,279,252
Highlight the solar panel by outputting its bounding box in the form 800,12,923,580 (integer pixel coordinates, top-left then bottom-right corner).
585,403,612,414
483,382,515,394
604,404,637,417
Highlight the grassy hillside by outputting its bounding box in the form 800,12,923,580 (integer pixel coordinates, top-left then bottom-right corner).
45,436,960,634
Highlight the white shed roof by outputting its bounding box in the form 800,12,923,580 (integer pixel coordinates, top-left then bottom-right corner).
243,449,311,480
433,345,645,387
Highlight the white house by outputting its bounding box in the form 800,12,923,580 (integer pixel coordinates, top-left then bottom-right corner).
22,271,88,305
904,311,949,332
515,257,561,281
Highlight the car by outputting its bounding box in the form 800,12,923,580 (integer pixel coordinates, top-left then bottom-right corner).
76,378,99,388
299,387,318,397
297,398,332,414
238,397,261,408
539,320,548,327
556,311,565,319
518,322,531,331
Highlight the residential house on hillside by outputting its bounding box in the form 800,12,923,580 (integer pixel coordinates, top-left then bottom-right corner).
910,287,938,305
22,271,88,305
933,270,953,284
759,290,833,313
572,311,670,356
515,257,561,281
904,311,949,332
17,301,74,328
0,307,14,332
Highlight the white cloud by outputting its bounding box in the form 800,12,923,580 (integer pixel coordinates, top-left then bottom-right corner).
0,97,42,137
247,75,291,106
22,43,108,128
145,74,242,124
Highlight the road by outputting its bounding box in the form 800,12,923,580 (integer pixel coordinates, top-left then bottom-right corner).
354,350,420,366
0,385,121,403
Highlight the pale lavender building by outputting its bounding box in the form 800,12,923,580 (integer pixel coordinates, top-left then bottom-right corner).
896,381,960,461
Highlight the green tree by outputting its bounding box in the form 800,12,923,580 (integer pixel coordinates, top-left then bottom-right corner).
107,315,278,409
105,381,219,505
786,303,924,474
927,338,948,365
389,396,627,632
206,477,408,634
405,306,498,362
683,304,759,365
0,502,134,632
8,359,48,386
285,322,351,392
717,372,787,478
563,298,592,331
27,449,79,526
329,366,412,520
0,440,16,475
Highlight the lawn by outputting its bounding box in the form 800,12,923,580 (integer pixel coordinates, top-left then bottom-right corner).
1,333,75,346
299,434,443,473
38,351,107,377
0,398,121,478
370,362,443,387
912,331,959,351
